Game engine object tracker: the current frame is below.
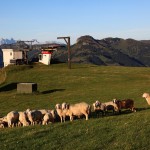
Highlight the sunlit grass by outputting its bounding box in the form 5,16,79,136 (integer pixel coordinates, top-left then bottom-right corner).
0,63,150,149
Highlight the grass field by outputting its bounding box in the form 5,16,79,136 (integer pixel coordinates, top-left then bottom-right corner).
0,63,150,150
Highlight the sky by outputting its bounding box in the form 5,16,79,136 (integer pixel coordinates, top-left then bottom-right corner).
0,0,150,44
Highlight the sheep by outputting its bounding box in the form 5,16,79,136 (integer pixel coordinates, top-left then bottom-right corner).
113,99,136,113
18,112,29,127
93,100,106,117
0,123,4,128
142,93,150,105
47,109,56,120
65,102,91,121
42,112,54,125
0,117,8,128
55,103,67,123
26,110,43,125
104,100,119,114
6,111,19,127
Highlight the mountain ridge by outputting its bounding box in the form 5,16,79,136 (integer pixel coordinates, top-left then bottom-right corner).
53,35,150,67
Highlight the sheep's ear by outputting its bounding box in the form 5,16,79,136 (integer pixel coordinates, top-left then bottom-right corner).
65,104,67,109
66,104,70,109
113,99,116,103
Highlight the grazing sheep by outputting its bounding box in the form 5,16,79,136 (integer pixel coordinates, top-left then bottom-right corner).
6,111,19,127
0,117,8,128
26,110,43,125
65,102,91,121
0,123,4,128
142,93,150,105
93,100,106,116
42,112,54,125
55,103,67,123
113,99,136,112
18,112,29,127
104,100,119,114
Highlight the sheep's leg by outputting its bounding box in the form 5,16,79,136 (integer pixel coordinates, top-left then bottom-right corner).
8,121,11,128
84,113,88,120
63,115,66,122
70,115,73,121
60,116,63,123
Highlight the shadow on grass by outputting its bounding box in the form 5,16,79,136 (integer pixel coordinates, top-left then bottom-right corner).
0,82,18,92
90,107,150,118
41,89,65,94
136,107,150,111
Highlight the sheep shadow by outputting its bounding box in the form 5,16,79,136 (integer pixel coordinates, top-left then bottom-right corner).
0,82,18,92
136,107,150,111
41,89,65,94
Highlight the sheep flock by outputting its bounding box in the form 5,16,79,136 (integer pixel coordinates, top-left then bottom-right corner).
0,93,149,129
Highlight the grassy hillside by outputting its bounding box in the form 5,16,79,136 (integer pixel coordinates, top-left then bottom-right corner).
0,63,150,150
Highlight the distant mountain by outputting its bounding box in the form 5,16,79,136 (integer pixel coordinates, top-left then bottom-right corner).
0,38,16,45
53,35,150,67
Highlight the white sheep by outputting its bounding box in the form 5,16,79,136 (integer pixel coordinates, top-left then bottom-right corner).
0,123,4,128
65,102,91,121
6,111,19,127
93,100,106,116
104,100,119,114
142,93,150,105
55,103,67,123
0,117,8,128
18,112,29,127
42,112,54,125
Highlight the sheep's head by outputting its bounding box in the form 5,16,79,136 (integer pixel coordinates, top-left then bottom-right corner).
95,100,101,107
55,104,61,109
113,99,117,103
26,108,31,113
62,102,67,110
142,93,150,98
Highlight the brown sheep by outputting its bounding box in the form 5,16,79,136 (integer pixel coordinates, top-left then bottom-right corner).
113,99,136,113
26,110,43,125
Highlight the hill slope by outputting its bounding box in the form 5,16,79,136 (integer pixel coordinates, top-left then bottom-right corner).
0,64,150,149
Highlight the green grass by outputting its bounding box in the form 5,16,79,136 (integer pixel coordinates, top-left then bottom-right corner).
0,63,150,150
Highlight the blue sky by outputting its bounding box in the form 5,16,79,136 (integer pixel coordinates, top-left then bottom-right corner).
0,0,150,44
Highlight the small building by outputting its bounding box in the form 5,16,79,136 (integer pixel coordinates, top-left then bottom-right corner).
39,49,56,65
39,44,64,65
2,49,23,67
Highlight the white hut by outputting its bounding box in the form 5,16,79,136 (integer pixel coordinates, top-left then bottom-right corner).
2,49,23,67
39,44,62,65
39,50,54,65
